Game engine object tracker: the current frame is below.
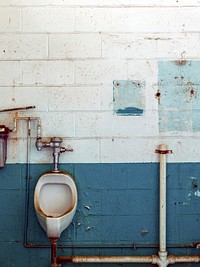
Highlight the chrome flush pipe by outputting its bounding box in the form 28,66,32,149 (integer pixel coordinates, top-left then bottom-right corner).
35,136,73,172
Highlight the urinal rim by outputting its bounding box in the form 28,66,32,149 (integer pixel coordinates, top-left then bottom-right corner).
34,171,78,219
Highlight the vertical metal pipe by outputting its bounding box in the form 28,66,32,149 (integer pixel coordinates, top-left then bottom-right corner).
50,238,61,267
159,144,167,252
24,118,31,246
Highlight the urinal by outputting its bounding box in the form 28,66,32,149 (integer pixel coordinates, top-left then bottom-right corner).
34,172,78,238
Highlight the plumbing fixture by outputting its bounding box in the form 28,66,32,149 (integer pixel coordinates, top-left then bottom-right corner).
50,144,200,267
0,105,36,168
35,137,73,172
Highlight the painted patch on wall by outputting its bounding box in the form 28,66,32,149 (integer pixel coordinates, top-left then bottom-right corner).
113,80,145,116
158,61,200,132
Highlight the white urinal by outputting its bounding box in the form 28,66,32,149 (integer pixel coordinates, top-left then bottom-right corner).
34,172,78,238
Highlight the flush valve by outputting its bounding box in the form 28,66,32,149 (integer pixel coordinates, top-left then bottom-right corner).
35,136,73,172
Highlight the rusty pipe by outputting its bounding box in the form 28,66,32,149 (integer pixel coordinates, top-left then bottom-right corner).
0,105,36,113
50,238,61,267
57,255,158,264
168,255,200,264
56,255,200,266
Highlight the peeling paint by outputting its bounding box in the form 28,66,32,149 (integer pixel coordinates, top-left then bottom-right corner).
158,60,200,132
141,228,149,236
113,80,145,116
194,190,200,197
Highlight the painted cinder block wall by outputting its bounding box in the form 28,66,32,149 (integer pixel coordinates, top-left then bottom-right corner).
1,1,200,266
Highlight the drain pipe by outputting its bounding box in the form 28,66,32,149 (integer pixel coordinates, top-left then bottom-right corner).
155,144,172,267
55,144,200,267
57,255,157,265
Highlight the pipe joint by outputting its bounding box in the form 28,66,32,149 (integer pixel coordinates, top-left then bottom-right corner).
152,255,159,265
157,251,169,267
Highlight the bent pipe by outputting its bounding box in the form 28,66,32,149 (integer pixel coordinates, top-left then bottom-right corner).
57,255,200,265
54,145,200,267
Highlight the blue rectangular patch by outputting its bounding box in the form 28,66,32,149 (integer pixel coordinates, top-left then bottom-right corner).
158,60,200,132
113,80,145,116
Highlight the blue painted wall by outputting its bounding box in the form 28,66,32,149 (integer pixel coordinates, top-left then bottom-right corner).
0,163,200,266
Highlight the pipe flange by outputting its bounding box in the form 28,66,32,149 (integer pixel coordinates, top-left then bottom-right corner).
155,149,172,154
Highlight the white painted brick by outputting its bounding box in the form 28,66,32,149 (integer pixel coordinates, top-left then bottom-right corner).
7,138,25,164
27,138,99,164
35,111,75,138
0,87,48,112
75,112,126,138
127,60,157,84
49,34,101,59
75,8,130,32
168,139,200,162
0,112,19,133
75,111,157,138
75,7,200,33
125,138,159,163
49,0,200,7
8,136,200,164
156,33,200,59
74,60,102,85
60,138,100,163
153,138,200,163
0,8,20,32
0,0,49,5
100,138,127,163
103,33,200,60
100,86,113,111
100,138,164,163
102,34,157,59
0,61,20,86
48,87,100,111
126,112,159,136
22,61,74,86
0,34,47,60
30,143,54,164
75,59,127,85
102,59,127,85
22,7,74,32
8,110,75,140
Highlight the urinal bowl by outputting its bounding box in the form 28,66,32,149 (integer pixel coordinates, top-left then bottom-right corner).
34,172,78,238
